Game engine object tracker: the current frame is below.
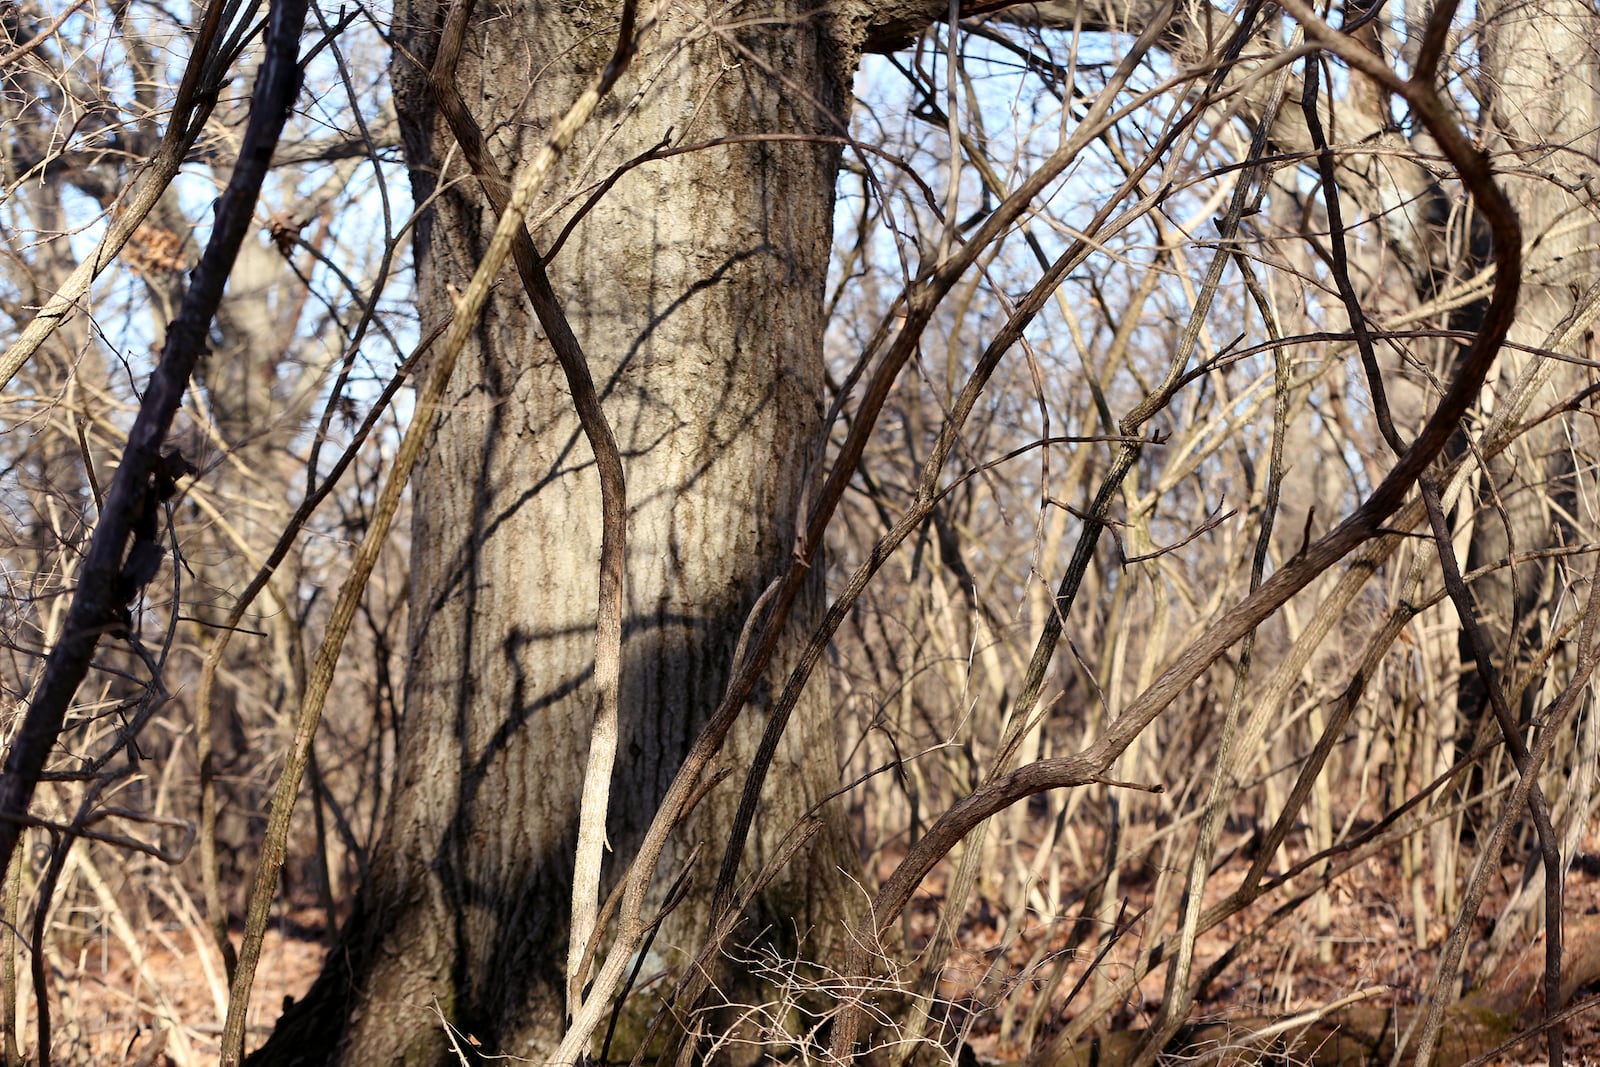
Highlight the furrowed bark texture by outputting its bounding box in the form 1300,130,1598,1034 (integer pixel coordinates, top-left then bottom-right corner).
252,2,860,1063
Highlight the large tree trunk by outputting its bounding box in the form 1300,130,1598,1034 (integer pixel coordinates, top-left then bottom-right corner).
252,2,867,1063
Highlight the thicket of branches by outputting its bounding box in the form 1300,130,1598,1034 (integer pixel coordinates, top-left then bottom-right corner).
0,0,1597,1062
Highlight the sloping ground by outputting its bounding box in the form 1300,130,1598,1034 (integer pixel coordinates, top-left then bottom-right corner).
31,910,325,1066
1038,916,1600,1067
913,823,1600,1067
28,828,1600,1064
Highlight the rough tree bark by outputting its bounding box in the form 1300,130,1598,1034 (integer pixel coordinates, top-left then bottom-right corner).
249,0,923,1061
369,5,857,1055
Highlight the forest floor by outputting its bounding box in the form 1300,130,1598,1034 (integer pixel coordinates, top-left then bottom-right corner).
34,823,1600,1065
903,822,1600,1067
